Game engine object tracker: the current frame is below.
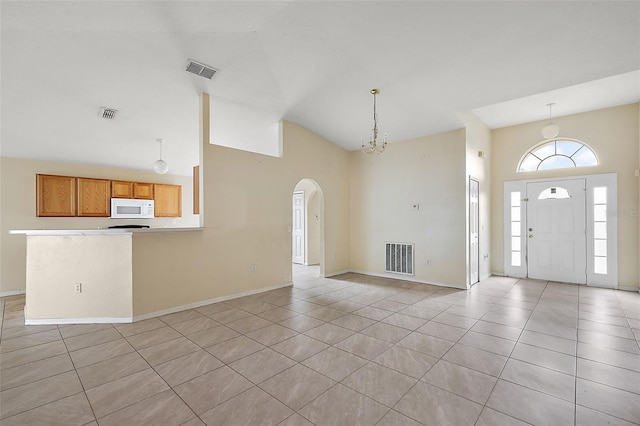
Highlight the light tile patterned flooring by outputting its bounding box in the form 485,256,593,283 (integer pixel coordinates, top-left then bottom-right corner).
1,266,640,425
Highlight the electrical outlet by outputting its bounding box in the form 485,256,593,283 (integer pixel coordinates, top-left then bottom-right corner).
251,264,257,273
74,283,82,293
426,259,431,265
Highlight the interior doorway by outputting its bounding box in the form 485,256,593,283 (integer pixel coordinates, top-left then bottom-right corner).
469,178,480,285
292,179,324,282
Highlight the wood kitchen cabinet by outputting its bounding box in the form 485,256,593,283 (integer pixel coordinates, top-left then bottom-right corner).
77,178,111,217
133,182,154,199
36,174,76,217
111,181,154,199
111,180,133,198
154,184,182,217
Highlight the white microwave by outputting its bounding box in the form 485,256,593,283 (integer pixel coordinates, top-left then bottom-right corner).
111,198,155,219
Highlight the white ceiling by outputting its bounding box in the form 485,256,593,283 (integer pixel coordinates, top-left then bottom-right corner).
1,1,639,176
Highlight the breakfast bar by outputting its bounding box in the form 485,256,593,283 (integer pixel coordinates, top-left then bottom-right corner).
9,227,203,324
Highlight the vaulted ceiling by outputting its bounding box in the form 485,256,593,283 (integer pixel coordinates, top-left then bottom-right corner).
2,1,639,175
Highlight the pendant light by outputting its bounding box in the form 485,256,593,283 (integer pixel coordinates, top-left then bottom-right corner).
361,89,388,154
541,103,560,139
153,138,169,174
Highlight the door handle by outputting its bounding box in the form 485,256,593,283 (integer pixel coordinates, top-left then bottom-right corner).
529,235,534,238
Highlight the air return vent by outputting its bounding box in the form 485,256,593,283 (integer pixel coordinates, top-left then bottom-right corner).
385,242,414,275
98,107,118,120
185,59,218,80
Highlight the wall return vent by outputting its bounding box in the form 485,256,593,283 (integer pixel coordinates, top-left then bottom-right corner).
385,242,414,275
185,59,218,80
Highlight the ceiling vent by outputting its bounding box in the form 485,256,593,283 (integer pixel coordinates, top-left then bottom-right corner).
98,107,118,120
185,59,218,80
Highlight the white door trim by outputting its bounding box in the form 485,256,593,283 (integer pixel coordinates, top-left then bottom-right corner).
292,191,305,264
469,178,480,285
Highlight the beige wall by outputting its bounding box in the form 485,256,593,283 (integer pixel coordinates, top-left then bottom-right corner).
0,156,199,295
460,112,492,282
349,129,468,288
131,120,350,316
490,103,640,289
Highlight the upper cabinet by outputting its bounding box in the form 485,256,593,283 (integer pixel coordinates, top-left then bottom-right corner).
36,174,76,217
77,178,111,217
36,174,182,218
133,182,154,200
111,180,133,198
111,180,154,200
154,184,182,217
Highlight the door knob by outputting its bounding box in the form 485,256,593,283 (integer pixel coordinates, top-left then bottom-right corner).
528,235,534,238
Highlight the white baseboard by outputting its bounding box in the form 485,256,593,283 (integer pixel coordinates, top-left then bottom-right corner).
618,285,640,293
133,281,294,322
26,317,132,325
348,269,467,290
0,289,26,298
324,270,351,278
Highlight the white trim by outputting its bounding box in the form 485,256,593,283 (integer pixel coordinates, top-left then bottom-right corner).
133,282,293,322
480,273,492,281
324,270,351,278
349,269,466,290
0,290,26,298
618,285,640,293
26,317,132,325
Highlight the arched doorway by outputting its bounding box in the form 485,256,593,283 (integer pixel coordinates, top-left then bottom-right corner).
292,179,325,282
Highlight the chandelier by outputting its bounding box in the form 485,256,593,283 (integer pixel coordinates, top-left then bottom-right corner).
361,89,388,154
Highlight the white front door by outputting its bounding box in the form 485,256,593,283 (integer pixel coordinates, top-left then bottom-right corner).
292,191,305,264
470,179,479,285
526,179,586,284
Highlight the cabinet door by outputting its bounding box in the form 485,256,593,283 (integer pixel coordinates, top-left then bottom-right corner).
78,178,111,217
36,174,76,217
133,182,154,200
111,180,133,198
154,184,182,217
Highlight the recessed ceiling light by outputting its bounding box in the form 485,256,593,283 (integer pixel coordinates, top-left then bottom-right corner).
185,59,218,80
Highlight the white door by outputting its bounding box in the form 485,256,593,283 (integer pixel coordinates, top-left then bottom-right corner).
527,179,586,284
292,191,305,264
470,179,479,285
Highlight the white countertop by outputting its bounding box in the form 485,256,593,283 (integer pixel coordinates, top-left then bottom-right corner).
9,227,204,236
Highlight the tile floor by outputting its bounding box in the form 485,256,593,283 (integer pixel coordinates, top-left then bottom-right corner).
1,266,639,425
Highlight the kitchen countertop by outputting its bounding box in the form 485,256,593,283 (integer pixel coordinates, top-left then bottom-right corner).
9,227,204,236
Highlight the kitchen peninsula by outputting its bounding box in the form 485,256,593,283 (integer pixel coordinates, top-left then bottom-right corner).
9,227,203,324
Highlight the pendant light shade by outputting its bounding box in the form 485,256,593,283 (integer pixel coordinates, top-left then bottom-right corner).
541,103,560,139
541,123,560,139
153,159,169,174
153,138,169,174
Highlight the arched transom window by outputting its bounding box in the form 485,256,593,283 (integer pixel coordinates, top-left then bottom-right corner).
518,139,598,172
